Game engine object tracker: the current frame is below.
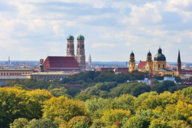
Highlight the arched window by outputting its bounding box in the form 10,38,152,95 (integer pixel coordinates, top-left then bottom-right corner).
158,64,160,68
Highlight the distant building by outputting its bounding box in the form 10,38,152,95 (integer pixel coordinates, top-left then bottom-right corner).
136,77,177,85
42,35,86,72
137,47,177,76
29,72,71,80
0,68,33,76
129,51,136,72
43,56,81,72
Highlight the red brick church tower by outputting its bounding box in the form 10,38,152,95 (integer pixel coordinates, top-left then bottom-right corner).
67,35,75,56
76,35,86,71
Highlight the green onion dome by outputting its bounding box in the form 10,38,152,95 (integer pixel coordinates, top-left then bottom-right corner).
147,51,152,56
154,47,166,61
67,35,74,40
77,35,85,40
130,51,134,56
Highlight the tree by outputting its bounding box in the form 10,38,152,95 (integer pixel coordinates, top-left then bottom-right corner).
42,96,89,121
26,118,59,128
67,116,91,128
122,116,150,128
149,119,171,128
74,94,91,101
10,118,28,128
90,119,106,128
101,109,131,126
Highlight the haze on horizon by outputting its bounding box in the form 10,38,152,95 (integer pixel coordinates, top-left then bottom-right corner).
0,0,192,62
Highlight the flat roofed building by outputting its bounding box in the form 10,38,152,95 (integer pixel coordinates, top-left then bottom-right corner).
0,68,34,76
30,71,72,80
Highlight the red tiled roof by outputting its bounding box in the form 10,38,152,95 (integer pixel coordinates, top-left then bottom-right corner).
43,56,80,71
100,68,115,71
34,68,39,72
138,61,153,69
114,68,128,73
138,61,146,69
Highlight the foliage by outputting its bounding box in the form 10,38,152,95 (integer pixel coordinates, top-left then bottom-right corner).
67,116,91,128
10,118,28,128
122,116,150,128
90,119,106,128
25,118,59,128
42,96,89,121
101,109,131,125
149,119,171,128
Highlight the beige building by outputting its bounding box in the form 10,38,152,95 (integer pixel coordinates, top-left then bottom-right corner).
29,72,72,80
129,51,136,72
0,68,34,76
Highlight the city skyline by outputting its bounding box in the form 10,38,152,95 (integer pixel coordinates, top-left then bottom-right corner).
0,0,192,62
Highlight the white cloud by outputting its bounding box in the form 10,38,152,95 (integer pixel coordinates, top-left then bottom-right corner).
121,2,162,25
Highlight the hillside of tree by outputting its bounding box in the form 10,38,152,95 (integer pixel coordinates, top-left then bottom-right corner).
1,71,191,128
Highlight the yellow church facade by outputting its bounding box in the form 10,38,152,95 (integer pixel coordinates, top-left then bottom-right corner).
129,48,178,76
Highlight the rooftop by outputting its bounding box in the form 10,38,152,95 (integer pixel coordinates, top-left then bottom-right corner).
0,68,33,71
31,71,71,75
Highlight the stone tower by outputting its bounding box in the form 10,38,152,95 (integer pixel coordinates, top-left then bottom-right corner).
177,50,182,75
88,54,92,67
76,35,86,71
66,35,75,56
146,51,153,72
129,51,136,72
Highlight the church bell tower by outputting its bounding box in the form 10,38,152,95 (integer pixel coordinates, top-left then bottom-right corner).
129,51,136,72
76,35,86,71
146,51,153,72
177,50,182,75
66,35,75,56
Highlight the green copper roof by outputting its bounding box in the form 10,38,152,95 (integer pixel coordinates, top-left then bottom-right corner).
67,35,74,40
77,35,85,40
154,47,166,61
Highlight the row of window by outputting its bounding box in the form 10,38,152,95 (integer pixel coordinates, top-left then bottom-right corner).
32,76,67,79
0,72,31,76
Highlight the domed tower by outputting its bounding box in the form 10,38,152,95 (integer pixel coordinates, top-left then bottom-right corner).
146,51,153,72
39,63,44,72
129,51,136,72
154,47,166,70
67,35,74,56
76,35,86,71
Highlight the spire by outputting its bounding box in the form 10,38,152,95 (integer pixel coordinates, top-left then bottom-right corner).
177,50,181,63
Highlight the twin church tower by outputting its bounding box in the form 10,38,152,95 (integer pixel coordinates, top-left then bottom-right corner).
67,35,86,71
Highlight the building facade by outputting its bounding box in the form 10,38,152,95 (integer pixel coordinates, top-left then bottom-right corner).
67,35,75,57
76,35,86,71
0,68,34,76
137,47,177,76
146,51,153,72
42,34,86,72
153,47,166,70
129,51,136,72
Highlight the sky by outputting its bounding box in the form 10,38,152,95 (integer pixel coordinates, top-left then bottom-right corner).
0,0,192,62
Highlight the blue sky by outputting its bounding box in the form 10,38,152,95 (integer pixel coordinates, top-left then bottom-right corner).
0,0,192,62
